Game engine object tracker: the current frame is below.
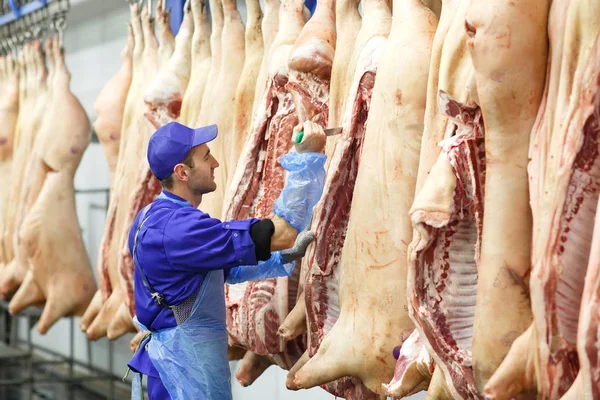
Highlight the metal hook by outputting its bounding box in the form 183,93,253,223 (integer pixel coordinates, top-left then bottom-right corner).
55,14,66,47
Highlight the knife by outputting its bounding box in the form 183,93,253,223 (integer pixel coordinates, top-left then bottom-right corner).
295,127,343,143
324,127,343,136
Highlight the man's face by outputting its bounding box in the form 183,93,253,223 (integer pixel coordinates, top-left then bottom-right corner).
184,144,219,195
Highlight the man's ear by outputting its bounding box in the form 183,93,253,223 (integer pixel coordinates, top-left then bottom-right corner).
173,164,188,182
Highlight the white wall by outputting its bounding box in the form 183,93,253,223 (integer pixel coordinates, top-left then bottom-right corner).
15,1,426,399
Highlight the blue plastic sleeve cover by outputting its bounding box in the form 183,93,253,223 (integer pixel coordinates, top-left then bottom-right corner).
225,251,295,285
273,152,327,232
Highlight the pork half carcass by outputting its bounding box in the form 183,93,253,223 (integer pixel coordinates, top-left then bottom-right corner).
197,0,245,220
0,54,19,268
85,4,153,340
112,0,194,333
250,0,280,123
92,24,134,186
276,0,336,348
324,0,360,158
0,42,50,299
80,24,135,329
405,0,477,396
291,0,439,397
8,41,55,316
105,0,180,339
298,0,391,363
9,36,96,334
225,0,264,193
196,0,224,126
286,1,390,397
0,49,28,270
156,1,175,65
104,5,162,339
223,0,306,356
483,2,600,399
466,0,549,391
179,0,211,126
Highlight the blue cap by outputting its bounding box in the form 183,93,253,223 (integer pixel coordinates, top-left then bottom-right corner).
147,122,218,180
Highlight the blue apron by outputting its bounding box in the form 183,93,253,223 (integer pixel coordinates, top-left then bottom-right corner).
130,193,233,400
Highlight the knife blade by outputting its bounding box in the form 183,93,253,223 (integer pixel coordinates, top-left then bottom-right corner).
324,127,343,136
295,127,343,143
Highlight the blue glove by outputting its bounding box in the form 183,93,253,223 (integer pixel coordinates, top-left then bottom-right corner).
225,251,295,285
273,152,327,232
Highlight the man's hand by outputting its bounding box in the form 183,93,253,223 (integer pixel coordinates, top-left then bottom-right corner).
293,121,327,154
281,229,315,262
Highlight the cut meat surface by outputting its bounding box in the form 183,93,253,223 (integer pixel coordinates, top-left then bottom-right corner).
561,35,600,400
408,92,485,400
384,330,435,399
285,0,335,126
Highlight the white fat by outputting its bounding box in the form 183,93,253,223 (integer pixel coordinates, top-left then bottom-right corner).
143,72,183,106
339,35,387,130
289,39,334,67
268,45,293,78
227,282,248,303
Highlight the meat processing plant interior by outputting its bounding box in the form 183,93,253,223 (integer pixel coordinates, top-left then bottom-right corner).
0,0,599,399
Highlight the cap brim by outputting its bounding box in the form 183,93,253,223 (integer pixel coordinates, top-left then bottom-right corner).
191,124,218,147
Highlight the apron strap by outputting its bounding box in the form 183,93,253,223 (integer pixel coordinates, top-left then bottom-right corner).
133,204,173,309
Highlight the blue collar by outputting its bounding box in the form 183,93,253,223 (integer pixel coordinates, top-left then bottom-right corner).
158,190,192,208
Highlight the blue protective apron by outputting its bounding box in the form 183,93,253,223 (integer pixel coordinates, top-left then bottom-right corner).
129,193,233,400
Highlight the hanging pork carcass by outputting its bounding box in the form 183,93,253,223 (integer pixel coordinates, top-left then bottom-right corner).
289,0,438,398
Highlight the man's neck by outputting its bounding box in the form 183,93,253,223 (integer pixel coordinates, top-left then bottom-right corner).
165,187,202,208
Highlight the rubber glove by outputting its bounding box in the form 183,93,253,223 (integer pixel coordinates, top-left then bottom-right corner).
273,121,327,232
225,229,315,284
225,251,294,284
281,228,314,262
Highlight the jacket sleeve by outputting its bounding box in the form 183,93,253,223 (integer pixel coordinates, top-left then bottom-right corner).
163,207,260,272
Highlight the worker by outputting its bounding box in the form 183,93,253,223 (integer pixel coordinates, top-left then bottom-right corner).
125,121,327,400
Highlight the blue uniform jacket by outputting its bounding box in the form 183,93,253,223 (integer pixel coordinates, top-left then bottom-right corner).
126,190,260,397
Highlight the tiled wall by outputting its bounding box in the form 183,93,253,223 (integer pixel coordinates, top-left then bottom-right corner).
16,1,425,399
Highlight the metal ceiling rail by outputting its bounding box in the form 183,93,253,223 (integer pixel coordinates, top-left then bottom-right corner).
0,0,49,27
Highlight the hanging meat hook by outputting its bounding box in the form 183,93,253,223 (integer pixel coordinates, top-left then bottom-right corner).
55,13,67,48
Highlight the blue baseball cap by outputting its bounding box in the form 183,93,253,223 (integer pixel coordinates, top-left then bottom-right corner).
147,121,218,180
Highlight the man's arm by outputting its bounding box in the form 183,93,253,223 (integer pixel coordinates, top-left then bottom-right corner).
266,121,327,251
